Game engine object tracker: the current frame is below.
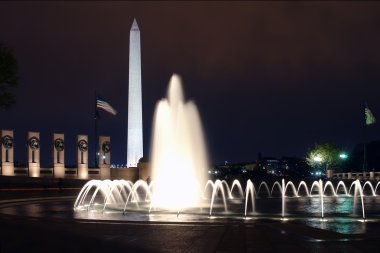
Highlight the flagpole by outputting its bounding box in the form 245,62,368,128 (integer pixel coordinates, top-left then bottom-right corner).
363,123,367,173
363,102,367,173
93,94,117,169
362,101,378,173
94,90,98,169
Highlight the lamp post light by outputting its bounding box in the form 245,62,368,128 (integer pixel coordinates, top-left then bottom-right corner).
312,155,323,177
339,152,349,177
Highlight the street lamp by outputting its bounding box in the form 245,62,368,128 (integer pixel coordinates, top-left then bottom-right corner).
312,155,323,177
339,153,348,160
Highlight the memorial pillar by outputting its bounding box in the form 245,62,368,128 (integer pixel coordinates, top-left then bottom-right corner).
28,131,40,177
1,130,14,176
53,133,65,178
370,171,375,181
77,135,88,179
98,136,111,179
326,169,334,179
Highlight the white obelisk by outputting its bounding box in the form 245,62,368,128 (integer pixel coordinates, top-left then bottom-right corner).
127,19,143,167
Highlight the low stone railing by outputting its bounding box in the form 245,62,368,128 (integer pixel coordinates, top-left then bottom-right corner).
8,167,101,180
331,171,380,181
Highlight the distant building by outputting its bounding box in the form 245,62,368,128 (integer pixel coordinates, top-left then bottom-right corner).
209,156,311,179
209,161,257,177
259,157,281,175
256,156,311,177
279,156,310,177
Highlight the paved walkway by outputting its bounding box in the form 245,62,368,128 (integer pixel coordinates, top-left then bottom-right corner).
1,214,379,253
0,191,379,253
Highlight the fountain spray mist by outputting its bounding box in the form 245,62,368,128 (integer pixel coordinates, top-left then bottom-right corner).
150,74,208,210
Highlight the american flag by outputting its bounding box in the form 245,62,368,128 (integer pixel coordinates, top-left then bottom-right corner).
365,105,376,125
97,96,117,115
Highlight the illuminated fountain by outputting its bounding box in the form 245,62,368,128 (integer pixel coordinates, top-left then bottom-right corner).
74,74,380,223
149,74,208,210
74,177,380,221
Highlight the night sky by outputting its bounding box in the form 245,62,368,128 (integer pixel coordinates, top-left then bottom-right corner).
1,2,380,167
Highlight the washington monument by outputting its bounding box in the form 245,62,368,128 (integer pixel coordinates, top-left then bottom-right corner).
127,19,143,167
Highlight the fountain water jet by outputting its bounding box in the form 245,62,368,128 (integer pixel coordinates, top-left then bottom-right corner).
149,74,208,211
74,177,380,223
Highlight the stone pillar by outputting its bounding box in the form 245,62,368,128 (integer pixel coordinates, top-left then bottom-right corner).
1,130,14,176
326,169,334,179
111,167,139,181
138,162,151,181
370,171,375,181
347,172,352,179
98,136,110,180
28,131,40,177
77,135,88,179
53,133,65,178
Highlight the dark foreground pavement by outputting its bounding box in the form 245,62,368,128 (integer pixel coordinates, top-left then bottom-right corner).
0,190,379,253
1,213,380,253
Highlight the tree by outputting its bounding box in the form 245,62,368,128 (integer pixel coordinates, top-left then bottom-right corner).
306,143,343,171
0,43,18,110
